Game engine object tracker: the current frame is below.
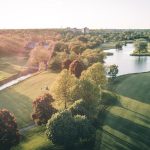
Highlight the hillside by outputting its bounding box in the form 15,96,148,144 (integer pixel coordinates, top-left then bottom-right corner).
0,71,58,128
109,72,150,104
98,93,150,150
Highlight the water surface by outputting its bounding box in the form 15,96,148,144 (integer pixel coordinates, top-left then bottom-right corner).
104,44,150,75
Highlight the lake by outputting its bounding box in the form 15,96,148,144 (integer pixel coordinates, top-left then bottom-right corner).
104,44,150,75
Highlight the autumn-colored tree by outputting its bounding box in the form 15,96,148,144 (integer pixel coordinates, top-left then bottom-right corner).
62,59,72,70
51,69,78,109
0,109,20,150
32,93,57,125
69,60,85,78
81,62,107,87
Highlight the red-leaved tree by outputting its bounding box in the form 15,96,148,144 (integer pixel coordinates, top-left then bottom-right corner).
62,59,72,70
0,109,20,150
69,60,85,78
32,93,57,125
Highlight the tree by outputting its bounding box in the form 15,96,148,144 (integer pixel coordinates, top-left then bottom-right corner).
46,110,95,149
107,64,119,80
28,45,50,70
51,69,78,109
46,110,77,149
62,59,72,70
71,79,100,119
32,93,57,125
69,60,85,78
134,40,148,54
115,42,122,50
77,35,88,43
54,42,68,52
69,42,85,54
0,109,20,150
81,49,105,66
81,62,107,87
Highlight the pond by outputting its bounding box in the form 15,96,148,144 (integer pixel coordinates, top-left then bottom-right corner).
104,44,150,75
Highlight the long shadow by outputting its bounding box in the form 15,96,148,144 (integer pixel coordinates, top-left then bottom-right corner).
103,113,150,150
0,89,33,128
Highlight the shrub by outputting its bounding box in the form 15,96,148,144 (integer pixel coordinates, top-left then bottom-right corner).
0,109,20,150
32,93,57,125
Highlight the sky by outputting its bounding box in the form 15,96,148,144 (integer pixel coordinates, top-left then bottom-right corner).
0,0,150,29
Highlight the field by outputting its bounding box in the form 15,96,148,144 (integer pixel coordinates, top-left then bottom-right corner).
0,71,58,128
12,126,63,150
0,56,27,82
109,72,150,104
99,94,150,150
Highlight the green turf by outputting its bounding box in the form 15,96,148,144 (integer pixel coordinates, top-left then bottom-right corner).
11,126,63,150
0,71,58,128
0,56,27,81
97,92,150,150
109,72,150,104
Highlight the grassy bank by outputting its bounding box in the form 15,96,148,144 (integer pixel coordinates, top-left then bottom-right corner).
12,126,63,150
0,71,58,128
109,72,150,104
98,92,150,150
0,56,27,82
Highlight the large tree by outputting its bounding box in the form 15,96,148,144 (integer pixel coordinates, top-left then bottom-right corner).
0,109,20,150
51,69,78,108
46,110,95,149
134,40,148,54
32,93,57,125
81,62,107,87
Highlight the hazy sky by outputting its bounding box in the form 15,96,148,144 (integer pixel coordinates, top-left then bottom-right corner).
0,0,150,29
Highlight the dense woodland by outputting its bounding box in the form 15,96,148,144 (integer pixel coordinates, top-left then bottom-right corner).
0,29,150,150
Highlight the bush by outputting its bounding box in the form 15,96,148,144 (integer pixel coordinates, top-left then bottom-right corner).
32,93,57,125
0,109,20,150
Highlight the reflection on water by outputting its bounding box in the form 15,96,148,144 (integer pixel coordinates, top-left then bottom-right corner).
104,44,150,75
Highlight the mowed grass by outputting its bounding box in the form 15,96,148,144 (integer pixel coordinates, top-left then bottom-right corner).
12,126,63,150
0,71,58,128
0,56,27,81
109,72,150,104
98,92,150,150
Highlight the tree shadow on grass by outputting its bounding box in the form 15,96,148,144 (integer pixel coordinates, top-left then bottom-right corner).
0,89,33,128
102,113,150,150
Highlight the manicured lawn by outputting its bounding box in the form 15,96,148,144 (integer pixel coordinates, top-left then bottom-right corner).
98,93,150,150
109,72,150,104
11,126,63,150
0,56,27,81
0,71,58,128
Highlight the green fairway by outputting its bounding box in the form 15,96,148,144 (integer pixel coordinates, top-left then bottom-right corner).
0,71,58,128
98,92,150,150
0,56,27,81
12,126,63,150
109,72,150,104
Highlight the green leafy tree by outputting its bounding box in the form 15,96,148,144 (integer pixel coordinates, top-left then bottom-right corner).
46,110,77,149
0,109,20,150
134,40,148,54
71,79,100,119
51,69,78,108
32,93,57,125
46,110,95,149
107,64,119,80
81,62,107,87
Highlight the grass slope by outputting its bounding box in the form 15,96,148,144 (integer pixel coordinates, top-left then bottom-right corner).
109,72,150,104
0,56,27,81
99,93,150,150
0,71,58,128
12,126,63,150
